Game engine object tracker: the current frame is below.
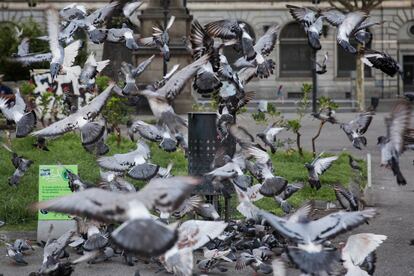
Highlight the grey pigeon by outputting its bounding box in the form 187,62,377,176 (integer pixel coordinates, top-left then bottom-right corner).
36,177,200,256
261,205,376,275
0,89,36,137
257,123,284,154
79,52,110,88
106,23,139,50
305,152,338,190
128,120,177,152
138,16,175,61
59,3,87,21
287,5,323,50
97,140,159,180
377,101,411,185
316,52,328,74
340,112,373,150
333,184,361,211
349,155,362,171
6,243,28,265
2,144,33,187
235,252,273,274
119,55,155,95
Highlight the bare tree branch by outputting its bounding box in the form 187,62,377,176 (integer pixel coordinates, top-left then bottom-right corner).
329,0,383,12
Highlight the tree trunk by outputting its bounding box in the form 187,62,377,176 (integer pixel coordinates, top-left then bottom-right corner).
356,44,365,111
296,132,303,157
312,121,326,157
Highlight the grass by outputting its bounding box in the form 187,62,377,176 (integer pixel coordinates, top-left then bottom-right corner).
0,134,365,231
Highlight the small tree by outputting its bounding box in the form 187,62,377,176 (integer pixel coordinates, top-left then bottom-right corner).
284,83,311,156
311,96,339,156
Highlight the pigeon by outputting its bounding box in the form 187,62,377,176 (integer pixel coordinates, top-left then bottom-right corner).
257,123,284,154
322,10,368,54
132,55,209,132
340,112,373,150
333,184,361,211
404,91,414,102
31,83,116,140
205,20,256,61
5,243,28,265
275,183,303,214
99,170,136,193
161,220,227,276
119,55,155,95
97,140,159,180
128,120,177,152
138,16,175,61
59,3,87,21
341,233,387,276
272,258,287,276
65,168,91,192
47,9,82,81
286,5,323,50
233,24,279,79
12,37,30,57
123,1,143,27
311,107,338,124
2,143,33,187
106,23,139,50
360,47,403,78
260,205,376,275
38,230,75,275
377,101,411,185
305,152,338,189
79,52,110,89
35,177,200,256
59,2,119,44
81,121,109,156
349,155,362,171
33,137,49,151
13,239,34,252
235,252,273,274
0,89,36,137
316,52,328,74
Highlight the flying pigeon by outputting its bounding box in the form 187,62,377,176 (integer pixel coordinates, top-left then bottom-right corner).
119,55,155,95
35,176,200,256
377,101,411,185
334,183,362,211
128,120,177,152
340,112,373,150
342,233,387,276
79,52,110,89
106,23,139,50
305,152,338,189
2,143,33,187
360,47,403,78
316,52,328,74
257,123,284,154
0,89,36,137
138,16,175,61
286,5,323,50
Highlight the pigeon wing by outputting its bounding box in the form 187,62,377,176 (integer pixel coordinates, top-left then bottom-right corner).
63,40,82,68
314,156,338,175
389,101,411,153
177,220,227,250
254,25,279,56
204,20,241,39
86,1,119,25
156,55,209,101
309,209,376,241
322,9,346,26
343,233,387,266
132,55,155,78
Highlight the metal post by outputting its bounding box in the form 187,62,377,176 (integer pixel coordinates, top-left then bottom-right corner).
312,48,318,113
367,153,372,188
163,0,170,77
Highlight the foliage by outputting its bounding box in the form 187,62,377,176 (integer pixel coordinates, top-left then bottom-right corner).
0,18,49,81
285,119,301,133
318,96,339,111
19,81,36,96
95,76,112,92
296,83,311,118
251,110,267,124
102,96,133,126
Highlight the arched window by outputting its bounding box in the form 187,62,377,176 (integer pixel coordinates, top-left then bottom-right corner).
279,22,312,78
337,34,372,78
222,21,255,66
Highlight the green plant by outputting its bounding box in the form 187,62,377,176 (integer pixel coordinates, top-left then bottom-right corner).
251,110,267,124
102,96,133,146
318,96,339,111
95,76,111,92
38,92,53,127
19,81,36,96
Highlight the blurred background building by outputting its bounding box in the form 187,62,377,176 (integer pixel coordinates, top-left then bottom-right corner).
0,0,413,111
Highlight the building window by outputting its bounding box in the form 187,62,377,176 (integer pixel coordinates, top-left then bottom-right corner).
337,36,372,78
279,22,312,78
222,21,255,66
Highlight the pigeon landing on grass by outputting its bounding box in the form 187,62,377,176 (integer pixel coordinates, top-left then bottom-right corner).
2,143,33,187
305,152,338,190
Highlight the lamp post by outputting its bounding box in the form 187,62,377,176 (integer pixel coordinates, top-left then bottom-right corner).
163,0,170,76
311,0,319,113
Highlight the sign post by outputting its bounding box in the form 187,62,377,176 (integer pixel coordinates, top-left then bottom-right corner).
37,165,77,242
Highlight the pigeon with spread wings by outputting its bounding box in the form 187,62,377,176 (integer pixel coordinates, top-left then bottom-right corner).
305,152,338,189
0,89,36,137
35,176,200,256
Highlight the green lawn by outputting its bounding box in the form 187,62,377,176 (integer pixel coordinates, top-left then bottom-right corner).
0,134,365,230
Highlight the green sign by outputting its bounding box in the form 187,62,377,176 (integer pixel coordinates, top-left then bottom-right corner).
38,165,77,221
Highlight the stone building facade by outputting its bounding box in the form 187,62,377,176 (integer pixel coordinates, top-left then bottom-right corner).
1,0,414,109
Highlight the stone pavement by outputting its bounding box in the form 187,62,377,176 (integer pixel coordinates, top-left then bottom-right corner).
1,112,414,276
